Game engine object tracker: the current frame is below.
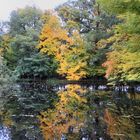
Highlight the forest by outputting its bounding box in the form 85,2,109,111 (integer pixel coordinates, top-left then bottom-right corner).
0,0,139,84
0,0,140,140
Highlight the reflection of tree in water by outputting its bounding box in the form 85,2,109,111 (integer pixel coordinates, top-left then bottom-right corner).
104,90,140,140
104,108,138,140
0,83,58,140
0,86,14,127
38,84,140,140
38,84,88,140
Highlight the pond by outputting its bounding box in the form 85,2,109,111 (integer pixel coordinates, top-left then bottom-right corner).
0,81,140,140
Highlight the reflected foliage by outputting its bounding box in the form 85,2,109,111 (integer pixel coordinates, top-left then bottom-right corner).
38,85,88,139
0,82,58,140
38,84,140,140
0,82,140,140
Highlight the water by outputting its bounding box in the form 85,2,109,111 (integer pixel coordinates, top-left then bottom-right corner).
0,126,11,140
0,81,140,140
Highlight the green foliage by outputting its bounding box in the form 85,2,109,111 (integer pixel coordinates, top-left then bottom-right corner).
98,0,140,82
2,6,57,79
98,0,140,15
56,0,96,33
9,6,43,36
57,0,118,77
15,53,57,78
0,0,139,82
0,56,13,84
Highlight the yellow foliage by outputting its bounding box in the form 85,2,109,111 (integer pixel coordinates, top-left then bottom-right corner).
38,85,87,139
37,11,88,80
0,35,11,55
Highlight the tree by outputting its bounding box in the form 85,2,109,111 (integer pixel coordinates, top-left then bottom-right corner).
15,53,57,79
2,6,57,78
98,0,140,83
37,11,88,80
5,6,43,69
9,6,42,36
57,0,119,77
0,56,13,84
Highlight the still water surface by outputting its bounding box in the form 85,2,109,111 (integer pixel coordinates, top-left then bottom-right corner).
0,82,140,140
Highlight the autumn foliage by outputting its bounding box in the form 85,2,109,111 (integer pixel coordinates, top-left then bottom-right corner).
37,11,88,80
38,85,87,139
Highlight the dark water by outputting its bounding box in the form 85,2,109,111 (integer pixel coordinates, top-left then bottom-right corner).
0,82,140,140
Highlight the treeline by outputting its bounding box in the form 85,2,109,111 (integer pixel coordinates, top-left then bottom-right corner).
0,0,140,83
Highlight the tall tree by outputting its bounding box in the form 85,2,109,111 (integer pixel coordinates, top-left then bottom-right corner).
37,11,88,80
57,0,119,77
98,0,140,83
9,6,42,36
3,6,57,78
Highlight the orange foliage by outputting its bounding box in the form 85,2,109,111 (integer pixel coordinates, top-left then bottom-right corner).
102,60,114,78
102,48,123,79
104,108,116,135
